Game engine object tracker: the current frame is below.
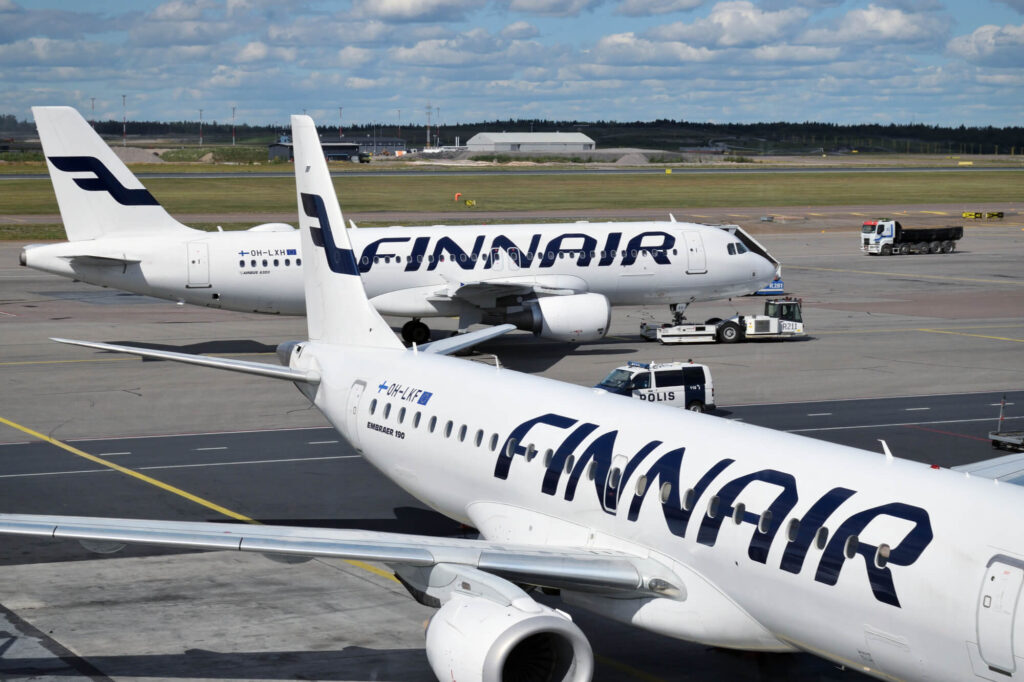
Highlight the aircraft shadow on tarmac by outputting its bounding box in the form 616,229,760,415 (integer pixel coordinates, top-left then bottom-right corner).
0,646,435,681
106,339,279,357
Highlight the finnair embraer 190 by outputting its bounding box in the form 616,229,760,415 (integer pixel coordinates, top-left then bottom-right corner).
23,106,778,343
5,115,1024,682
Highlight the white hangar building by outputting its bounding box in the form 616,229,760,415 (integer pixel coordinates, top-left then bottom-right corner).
466,132,595,153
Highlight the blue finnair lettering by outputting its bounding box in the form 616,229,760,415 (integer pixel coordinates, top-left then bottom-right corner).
355,231,678,274
301,192,359,276
494,411,934,607
48,156,159,206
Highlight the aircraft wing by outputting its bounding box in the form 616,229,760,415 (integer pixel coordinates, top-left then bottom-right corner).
416,324,517,355
430,276,586,308
952,451,1024,486
51,338,320,384
0,514,681,599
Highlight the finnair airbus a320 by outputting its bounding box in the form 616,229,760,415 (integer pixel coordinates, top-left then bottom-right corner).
23,106,777,343
4,115,1024,682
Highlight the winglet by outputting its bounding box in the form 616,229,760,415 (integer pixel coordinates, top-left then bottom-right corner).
878,439,893,462
291,115,403,349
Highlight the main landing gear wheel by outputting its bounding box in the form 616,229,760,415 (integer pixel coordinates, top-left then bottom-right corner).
401,320,431,344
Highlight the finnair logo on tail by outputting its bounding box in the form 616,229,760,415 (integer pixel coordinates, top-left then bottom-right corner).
300,192,359,276
48,156,159,207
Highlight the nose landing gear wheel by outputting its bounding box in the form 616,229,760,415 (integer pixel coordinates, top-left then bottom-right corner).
401,320,431,344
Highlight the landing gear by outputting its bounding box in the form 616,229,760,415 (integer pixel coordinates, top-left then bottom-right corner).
670,301,692,326
401,319,431,344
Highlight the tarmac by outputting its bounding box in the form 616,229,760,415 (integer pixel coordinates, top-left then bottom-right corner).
0,210,1022,681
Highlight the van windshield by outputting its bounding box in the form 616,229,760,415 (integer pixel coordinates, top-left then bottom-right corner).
595,369,635,394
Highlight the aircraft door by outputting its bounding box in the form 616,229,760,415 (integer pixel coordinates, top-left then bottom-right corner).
346,380,367,450
186,241,211,288
977,558,1024,674
683,232,707,274
506,247,521,272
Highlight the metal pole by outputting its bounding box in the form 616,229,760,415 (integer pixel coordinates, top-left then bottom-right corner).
122,94,126,147
199,109,203,146
231,106,236,146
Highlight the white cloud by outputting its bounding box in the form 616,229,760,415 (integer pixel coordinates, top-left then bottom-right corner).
352,0,486,22
152,0,210,21
504,0,604,17
615,0,703,16
336,46,374,67
751,43,840,62
948,23,1024,67
501,20,539,39
650,2,810,47
800,4,949,47
590,32,714,63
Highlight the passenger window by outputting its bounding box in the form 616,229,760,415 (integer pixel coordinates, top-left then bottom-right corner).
398,407,406,423
654,370,685,387
428,416,437,433
251,259,256,267
787,518,800,542
732,502,745,524
458,424,467,442
238,260,244,267
587,461,597,480
631,372,651,390
815,526,829,550
543,449,553,467
608,467,621,490
758,510,773,534
444,420,453,438
474,429,483,447
660,482,673,503
369,399,377,415
285,258,290,266
296,258,302,266
413,411,421,428
274,259,279,267
383,403,391,419
682,488,695,511
505,437,518,458
525,443,537,461
262,259,268,267
706,495,720,518
489,434,498,451
635,475,648,496
844,535,859,559
564,454,575,473
875,543,891,569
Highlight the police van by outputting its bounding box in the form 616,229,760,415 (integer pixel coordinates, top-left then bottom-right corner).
594,360,715,412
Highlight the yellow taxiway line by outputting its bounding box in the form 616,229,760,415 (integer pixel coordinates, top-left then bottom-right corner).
0,414,396,582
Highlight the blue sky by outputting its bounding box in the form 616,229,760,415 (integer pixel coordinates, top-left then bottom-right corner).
2,0,1022,128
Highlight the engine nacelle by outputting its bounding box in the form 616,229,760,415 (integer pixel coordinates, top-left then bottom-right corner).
425,593,593,682
507,293,610,343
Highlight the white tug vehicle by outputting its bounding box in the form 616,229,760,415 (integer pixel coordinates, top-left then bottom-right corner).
641,297,805,345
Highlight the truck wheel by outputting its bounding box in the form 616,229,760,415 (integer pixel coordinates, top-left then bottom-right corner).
880,244,892,256
930,241,941,253
941,240,953,253
687,401,705,413
898,243,910,255
917,242,930,254
718,322,741,344
946,240,956,253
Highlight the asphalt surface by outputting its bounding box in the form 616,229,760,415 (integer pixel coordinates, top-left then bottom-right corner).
0,211,1022,680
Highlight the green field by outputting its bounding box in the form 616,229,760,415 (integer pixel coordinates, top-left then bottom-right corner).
1,170,1019,221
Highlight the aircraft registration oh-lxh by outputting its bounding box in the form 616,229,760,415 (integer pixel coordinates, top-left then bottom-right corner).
5,114,1024,682
23,106,778,344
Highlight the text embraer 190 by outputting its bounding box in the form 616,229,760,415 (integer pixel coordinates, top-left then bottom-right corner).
5,115,1021,682
22,106,778,343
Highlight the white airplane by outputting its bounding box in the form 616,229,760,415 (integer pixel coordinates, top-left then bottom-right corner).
4,115,1023,682
23,106,778,343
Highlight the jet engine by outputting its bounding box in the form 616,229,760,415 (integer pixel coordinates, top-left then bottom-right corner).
505,293,610,343
425,592,593,682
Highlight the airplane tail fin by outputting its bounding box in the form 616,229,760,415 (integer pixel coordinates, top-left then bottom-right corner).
291,114,403,349
32,106,192,241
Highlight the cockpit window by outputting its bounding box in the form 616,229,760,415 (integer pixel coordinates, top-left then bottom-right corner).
735,242,748,254
727,243,736,256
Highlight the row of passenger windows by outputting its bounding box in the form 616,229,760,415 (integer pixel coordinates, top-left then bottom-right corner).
362,249,679,266
239,258,303,268
367,397,888,569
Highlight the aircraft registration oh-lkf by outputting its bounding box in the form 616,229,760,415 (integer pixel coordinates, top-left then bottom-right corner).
23,106,778,344
5,115,1024,682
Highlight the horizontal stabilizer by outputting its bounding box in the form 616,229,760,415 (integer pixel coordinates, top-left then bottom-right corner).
417,324,517,355
65,255,141,266
51,338,319,384
0,513,682,598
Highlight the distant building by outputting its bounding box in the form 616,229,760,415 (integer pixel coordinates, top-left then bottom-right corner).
268,134,405,161
466,132,595,153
